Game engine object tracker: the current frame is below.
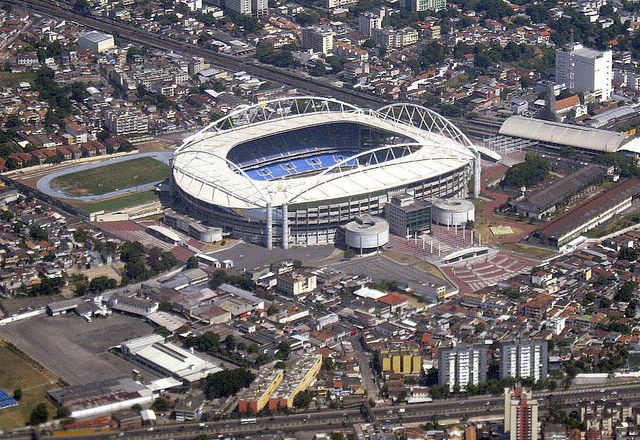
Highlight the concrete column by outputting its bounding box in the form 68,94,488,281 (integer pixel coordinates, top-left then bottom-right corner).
474,150,481,198
266,202,273,250
282,203,289,249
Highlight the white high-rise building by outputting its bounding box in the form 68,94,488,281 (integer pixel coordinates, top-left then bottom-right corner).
302,27,334,55
225,0,251,15
400,0,446,12
499,340,548,381
176,0,203,11
556,43,612,102
438,345,487,392
251,0,267,16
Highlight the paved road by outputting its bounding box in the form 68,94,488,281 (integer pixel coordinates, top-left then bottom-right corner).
351,336,380,400
4,382,640,439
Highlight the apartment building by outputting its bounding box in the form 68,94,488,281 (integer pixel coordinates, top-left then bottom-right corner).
438,345,487,392
499,340,548,381
238,368,284,414
268,354,322,410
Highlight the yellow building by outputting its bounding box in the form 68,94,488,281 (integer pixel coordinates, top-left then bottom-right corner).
269,354,322,410
238,367,284,414
379,348,422,375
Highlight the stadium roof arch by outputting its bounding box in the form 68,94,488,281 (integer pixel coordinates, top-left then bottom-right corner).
172,97,476,209
499,115,640,153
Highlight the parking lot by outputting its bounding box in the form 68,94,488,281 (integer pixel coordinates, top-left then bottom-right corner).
210,241,340,272
331,254,455,297
0,313,157,385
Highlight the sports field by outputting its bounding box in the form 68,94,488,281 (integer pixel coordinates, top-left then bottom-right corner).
50,157,169,196
0,340,59,430
81,191,160,214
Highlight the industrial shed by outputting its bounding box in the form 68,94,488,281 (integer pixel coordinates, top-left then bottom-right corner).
499,116,640,154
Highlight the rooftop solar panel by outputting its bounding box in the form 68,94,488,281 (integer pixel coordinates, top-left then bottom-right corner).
0,389,18,410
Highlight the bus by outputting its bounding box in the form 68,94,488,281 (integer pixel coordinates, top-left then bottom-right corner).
240,418,257,425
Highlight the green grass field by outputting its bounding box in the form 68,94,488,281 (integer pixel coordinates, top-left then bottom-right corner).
81,191,160,213
0,341,59,431
0,72,36,88
50,157,169,196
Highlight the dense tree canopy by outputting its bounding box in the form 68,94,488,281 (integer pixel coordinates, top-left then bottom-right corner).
203,368,255,399
502,153,549,189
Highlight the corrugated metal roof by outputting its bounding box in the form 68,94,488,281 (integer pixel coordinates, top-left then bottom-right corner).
498,116,631,153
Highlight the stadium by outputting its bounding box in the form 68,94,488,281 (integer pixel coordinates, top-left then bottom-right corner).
171,97,480,248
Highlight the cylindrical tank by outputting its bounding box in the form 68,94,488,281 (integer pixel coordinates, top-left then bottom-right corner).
344,215,389,251
431,199,475,226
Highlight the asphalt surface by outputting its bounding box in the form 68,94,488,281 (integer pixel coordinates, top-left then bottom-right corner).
0,314,157,385
209,241,339,272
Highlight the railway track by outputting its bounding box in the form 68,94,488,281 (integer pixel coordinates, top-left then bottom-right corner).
2,0,388,109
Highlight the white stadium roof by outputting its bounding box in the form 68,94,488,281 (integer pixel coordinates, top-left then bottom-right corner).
173,97,476,209
499,115,638,153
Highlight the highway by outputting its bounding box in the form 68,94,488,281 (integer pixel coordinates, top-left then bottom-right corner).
1,0,387,109
2,382,640,439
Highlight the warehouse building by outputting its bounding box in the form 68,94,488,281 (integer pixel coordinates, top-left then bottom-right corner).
48,377,154,419
498,116,640,155
78,31,115,53
512,165,610,219
532,178,640,251
120,334,222,383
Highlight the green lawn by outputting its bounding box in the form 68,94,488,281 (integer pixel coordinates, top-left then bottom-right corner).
81,191,160,213
50,157,169,196
0,341,59,431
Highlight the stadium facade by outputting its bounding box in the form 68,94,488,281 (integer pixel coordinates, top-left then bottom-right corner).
171,97,480,248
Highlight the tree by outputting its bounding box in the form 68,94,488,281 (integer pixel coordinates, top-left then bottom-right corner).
203,368,255,399
158,301,173,312
185,256,199,269
292,259,303,269
28,402,49,425
502,153,549,189
74,0,90,13
151,397,170,412
186,331,221,352
344,249,356,260
89,276,117,293
153,326,171,337
29,226,47,241
322,357,335,371
275,341,291,361
614,281,637,302
330,433,345,440
13,388,22,401
225,334,236,352
293,390,313,409
55,406,70,419
476,0,513,19
131,404,142,412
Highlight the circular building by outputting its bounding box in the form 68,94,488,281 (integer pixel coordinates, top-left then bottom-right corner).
344,215,389,253
171,97,478,248
431,198,475,226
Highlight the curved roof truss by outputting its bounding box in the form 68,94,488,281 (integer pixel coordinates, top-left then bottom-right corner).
288,142,471,203
180,96,363,152
376,103,477,158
